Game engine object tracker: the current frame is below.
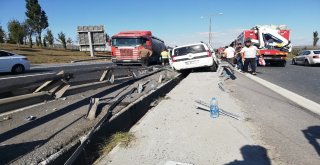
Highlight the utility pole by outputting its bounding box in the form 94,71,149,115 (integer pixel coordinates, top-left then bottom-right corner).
205,13,223,47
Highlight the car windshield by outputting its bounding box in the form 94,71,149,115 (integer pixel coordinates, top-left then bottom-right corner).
112,38,146,47
313,51,320,54
174,45,206,56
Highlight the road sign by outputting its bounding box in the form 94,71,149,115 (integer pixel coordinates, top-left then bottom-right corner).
77,25,107,57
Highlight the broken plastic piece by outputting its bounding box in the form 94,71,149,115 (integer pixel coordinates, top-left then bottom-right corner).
26,115,36,121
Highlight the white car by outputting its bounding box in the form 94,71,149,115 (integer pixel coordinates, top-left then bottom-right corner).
171,42,218,71
292,50,320,66
0,50,30,73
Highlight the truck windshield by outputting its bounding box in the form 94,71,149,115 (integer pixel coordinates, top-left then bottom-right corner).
112,38,146,47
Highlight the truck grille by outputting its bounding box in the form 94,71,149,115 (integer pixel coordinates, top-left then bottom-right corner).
120,49,133,56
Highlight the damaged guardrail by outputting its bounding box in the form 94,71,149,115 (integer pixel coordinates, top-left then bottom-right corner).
0,67,162,114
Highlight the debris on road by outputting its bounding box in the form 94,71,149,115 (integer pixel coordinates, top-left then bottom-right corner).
195,100,240,120
0,116,12,122
86,98,100,120
26,115,36,121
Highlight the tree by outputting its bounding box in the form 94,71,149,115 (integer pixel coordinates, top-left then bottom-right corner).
23,21,33,48
0,26,5,43
44,29,54,47
43,37,47,47
67,37,72,44
57,32,66,49
313,31,319,48
25,0,48,47
7,20,25,47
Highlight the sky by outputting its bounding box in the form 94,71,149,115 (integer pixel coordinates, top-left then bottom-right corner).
0,0,319,48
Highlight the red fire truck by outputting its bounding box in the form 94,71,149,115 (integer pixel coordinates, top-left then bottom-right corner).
109,31,166,65
236,25,292,67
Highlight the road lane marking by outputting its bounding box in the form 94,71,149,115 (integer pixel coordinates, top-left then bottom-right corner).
0,72,56,80
235,70,320,115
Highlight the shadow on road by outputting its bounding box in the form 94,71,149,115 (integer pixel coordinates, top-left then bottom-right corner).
225,145,271,165
302,126,320,156
0,115,84,164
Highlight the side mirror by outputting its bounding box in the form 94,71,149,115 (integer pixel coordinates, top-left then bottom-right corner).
146,41,151,46
107,39,111,46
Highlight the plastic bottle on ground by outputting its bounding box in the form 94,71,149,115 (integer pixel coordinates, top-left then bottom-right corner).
210,97,219,118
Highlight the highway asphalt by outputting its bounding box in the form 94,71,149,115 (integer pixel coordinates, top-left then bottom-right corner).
227,73,320,165
256,61,320,103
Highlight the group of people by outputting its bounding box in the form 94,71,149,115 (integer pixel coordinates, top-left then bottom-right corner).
223,39,260,75
138,46,170,66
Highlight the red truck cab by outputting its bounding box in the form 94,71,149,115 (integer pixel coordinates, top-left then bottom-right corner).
110,31,165,65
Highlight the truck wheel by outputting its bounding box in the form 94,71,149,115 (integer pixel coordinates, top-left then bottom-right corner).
280,61,286,67
141,58,150,67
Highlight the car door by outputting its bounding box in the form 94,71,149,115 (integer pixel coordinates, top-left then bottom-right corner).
0,51,12,72
302,51,311,63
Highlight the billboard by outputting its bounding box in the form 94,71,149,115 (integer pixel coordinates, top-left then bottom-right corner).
77,25,107,53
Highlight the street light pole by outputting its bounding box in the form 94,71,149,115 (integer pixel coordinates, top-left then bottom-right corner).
207,13,223,47
209,16,212,45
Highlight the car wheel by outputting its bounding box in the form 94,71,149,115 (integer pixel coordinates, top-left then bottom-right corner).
12,64,25,74
304,60,310,66
292,59,296,65
209,61,218,72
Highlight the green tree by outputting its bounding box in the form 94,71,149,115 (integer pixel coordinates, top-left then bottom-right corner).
0,26,5,43
23,21,33,48
7,20,25,47
43,37,47,47
44,29,54,47
25,0,48,47
57,32,66,49
313,31,319,48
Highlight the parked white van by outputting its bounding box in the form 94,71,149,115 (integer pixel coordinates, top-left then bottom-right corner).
170,42,218,71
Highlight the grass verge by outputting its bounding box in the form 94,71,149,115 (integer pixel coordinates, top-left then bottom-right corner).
98,132,135,155
0,43,110,64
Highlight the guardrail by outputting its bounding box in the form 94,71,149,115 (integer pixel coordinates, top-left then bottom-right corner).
0,66,160,114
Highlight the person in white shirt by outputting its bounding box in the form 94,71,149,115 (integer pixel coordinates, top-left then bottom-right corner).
240,40,260,75
223,45,235,64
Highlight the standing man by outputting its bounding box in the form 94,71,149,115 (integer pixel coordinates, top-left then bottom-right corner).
223,44,235,65
160,49,169,66
138,46,152,66
235,43,243,70
240,39,260,75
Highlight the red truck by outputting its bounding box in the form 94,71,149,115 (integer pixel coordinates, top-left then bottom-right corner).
109,31,166,65
236,25,292,67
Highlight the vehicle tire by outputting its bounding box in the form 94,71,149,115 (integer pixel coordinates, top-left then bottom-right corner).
304,60,310,66
292,59,296,65
280,61,286,67
141,58,149,67
209,61,218,72
11,64,25,74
